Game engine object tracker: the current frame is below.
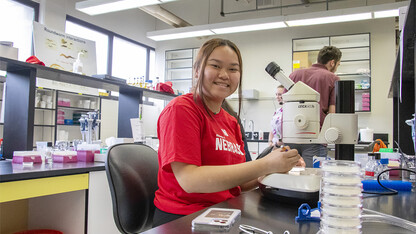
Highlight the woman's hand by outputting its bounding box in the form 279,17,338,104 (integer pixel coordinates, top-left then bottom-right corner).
263,147,300,173
296,156,306,168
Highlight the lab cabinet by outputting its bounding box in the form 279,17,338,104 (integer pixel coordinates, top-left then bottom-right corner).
33,88,56,146
32,88,101,147
55,90,101,142
292,33,371,112
165,48,198,94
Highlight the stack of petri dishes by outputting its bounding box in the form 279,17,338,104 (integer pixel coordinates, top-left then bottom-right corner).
319,160,363,234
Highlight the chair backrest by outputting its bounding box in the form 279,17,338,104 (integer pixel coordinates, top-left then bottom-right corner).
105,143,159,234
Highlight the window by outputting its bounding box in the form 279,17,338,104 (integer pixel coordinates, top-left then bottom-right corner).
65,16,155,82
65,21,109,75
0,0,38,61
112,37,147,80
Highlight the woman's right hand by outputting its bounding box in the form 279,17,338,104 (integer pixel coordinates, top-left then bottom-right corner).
263,148,300,173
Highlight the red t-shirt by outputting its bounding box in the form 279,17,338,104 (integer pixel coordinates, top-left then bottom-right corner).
154,93,246,215
289,63,340,127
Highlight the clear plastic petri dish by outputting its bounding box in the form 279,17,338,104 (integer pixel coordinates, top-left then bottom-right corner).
320,193,363,207
321,183,362,196
321,160,361,174
320,204,362,217
321,213,361,227
319,223,362,234
322,172,363,185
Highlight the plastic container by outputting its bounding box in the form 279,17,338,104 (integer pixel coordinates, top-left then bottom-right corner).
12,151,42,164
52,151,78,163
319,160,363,234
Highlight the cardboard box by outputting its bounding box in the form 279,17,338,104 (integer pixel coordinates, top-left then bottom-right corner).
293,52,312,71
0,44,18,60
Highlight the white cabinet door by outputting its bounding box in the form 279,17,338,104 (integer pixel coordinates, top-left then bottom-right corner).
88,171,120,234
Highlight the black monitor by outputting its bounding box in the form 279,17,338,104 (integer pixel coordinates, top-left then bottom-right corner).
391,0,415,154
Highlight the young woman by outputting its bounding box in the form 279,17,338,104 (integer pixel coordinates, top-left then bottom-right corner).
153,38,301,226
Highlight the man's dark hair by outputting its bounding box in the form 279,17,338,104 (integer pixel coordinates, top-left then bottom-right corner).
317,46,342,64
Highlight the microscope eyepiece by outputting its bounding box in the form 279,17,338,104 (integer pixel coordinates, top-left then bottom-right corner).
265,62,281,79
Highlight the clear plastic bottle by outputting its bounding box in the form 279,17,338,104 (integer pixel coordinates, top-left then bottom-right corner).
365,152,377,179
379,158,389,180
374,153,382,178
147,80,153,90
139,76,145,88
154,77,160,91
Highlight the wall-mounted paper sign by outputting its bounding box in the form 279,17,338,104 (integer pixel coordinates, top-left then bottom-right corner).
33,21,97,76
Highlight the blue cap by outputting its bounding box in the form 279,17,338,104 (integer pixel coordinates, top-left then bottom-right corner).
380,158,389,164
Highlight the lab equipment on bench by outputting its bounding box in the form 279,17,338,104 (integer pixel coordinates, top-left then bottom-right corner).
259,62,358,203
79,112,101,144
265,62,358,145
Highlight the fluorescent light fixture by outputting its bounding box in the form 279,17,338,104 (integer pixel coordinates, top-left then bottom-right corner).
148,30,214,41
76,0,176,15
374,9,399,18
212,22,286,34
286,12,372,27
146,1,409,41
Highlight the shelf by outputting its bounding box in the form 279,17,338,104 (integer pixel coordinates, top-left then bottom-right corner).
0,56,176,103
58,90,100,98
337,73,370,77
166,57,192,61
355,88,371,92
36,87,53,92
57,124,80,126
57,106,97,112
34,124,55,127
35,107,55,111
166,67,192,70
340,59,370,63
166,78,193,82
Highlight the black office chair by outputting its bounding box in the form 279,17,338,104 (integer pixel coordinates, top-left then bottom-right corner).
105,143,159,234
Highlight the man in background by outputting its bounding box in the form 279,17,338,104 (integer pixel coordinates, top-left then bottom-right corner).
286,45,342,167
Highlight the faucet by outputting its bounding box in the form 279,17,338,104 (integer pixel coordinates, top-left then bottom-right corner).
248,120,254,133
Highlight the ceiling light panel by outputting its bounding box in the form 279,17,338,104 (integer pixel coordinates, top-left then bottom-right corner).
212,22,286,34
147,30,214,41
374,9,399,18
286,12,372,27
76,0,176,15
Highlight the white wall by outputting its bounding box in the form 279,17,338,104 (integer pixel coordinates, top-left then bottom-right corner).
154,18,396,144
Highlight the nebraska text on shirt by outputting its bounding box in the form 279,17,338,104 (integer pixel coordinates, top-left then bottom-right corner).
215,137,244,156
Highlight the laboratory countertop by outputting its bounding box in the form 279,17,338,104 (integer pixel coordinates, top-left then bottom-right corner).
246,139,269,143
144,189,416,234
0,160,105,182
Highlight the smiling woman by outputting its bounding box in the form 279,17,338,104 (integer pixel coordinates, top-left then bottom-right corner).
153,38,303,227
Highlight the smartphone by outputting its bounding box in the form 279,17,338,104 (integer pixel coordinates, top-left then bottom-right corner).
191,208,241,231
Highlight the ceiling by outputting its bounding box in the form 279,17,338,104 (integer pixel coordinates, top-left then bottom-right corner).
145,0,407,28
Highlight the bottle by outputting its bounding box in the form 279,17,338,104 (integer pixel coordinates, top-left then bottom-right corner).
147,80,153,90
139,76,145,88
374,152,382,178
365,152,377,179
379,158,389,180
72,52,83,74
154,77,160,91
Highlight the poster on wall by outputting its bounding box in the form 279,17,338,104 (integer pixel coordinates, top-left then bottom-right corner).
32,21,97,76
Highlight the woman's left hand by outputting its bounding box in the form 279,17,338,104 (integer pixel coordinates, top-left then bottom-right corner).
296,156,306,167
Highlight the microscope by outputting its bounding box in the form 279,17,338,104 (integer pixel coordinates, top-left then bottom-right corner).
258,62,358,203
